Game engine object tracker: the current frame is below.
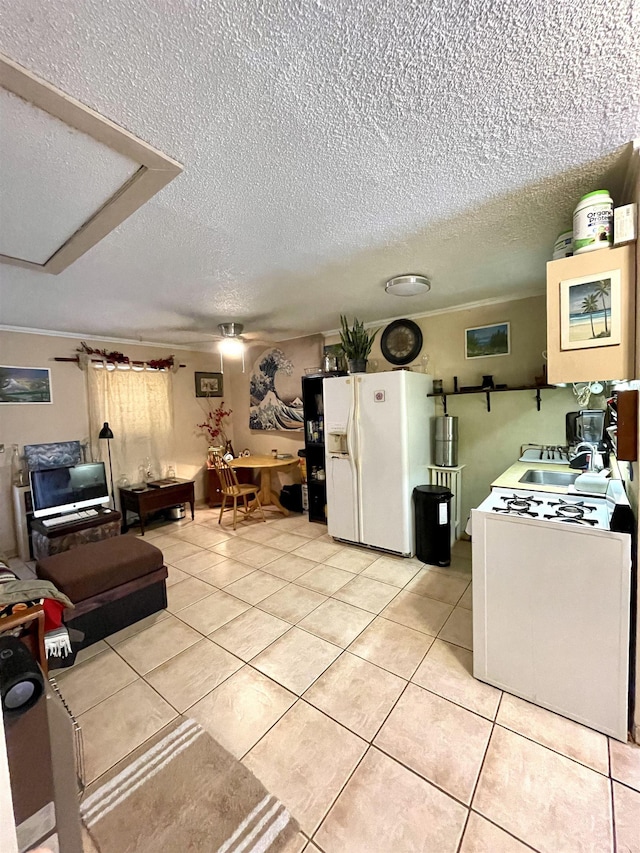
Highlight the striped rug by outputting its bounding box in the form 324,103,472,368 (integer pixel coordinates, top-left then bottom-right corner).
81,717,298,853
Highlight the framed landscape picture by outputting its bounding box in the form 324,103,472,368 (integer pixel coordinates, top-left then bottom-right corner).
465,323,510,359
194,371,223,397
0,365,52,403
560,270,621,350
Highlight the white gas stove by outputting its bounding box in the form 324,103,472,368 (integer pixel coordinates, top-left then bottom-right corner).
472,481,633,740
480,487,614,529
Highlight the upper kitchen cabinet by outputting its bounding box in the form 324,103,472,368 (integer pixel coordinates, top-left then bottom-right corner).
546,244,636,384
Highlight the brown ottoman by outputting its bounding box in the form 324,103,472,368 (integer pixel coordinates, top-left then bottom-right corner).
36,536,167,649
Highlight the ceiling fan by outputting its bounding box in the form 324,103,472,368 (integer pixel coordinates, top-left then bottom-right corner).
180,322,283,372
168,320,276,347
160,314,305,367
216,323,250,359
216,322,274,346
218,322,245,339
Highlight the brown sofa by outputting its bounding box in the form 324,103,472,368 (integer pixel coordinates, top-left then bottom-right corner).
36,536,167,650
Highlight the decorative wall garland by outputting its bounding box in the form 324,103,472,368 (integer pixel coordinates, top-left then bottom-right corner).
76,341,176,371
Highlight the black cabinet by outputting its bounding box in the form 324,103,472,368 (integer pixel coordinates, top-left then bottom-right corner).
302,375,326,523
302,373,345,524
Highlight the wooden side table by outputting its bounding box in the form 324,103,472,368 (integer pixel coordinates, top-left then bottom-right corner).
119,479,195,534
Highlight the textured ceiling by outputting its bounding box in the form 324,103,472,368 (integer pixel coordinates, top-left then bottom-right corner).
0,0,639,345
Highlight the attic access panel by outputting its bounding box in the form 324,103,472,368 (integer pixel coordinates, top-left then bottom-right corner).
0,89,140,263
0,53,182,274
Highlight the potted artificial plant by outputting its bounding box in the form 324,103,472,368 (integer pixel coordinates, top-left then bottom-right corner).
197,402,233,462
339,315,379,373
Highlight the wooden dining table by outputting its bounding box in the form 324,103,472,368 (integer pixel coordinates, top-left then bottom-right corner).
229,454,298,516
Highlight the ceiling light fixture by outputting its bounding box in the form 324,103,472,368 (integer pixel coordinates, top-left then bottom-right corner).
385,274,431,297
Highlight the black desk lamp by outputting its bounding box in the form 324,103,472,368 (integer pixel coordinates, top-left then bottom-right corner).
98,422,115,508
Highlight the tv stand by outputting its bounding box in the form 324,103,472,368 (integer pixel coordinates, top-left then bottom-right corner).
30,509,122,560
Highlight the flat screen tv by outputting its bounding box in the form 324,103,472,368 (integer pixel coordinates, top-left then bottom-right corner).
30,462,109,518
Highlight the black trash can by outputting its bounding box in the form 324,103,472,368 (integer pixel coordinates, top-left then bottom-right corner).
413,485,452,567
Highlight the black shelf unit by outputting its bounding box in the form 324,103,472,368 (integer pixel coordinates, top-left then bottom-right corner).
301,373,346,523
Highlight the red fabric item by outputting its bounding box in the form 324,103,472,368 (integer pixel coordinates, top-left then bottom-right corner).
42,598,65,632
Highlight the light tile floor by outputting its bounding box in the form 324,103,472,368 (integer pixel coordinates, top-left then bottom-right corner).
10,507,640,852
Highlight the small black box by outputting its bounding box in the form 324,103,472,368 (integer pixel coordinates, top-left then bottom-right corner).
280,484,303,513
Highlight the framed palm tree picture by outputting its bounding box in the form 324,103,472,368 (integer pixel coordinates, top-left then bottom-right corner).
559,269,621,350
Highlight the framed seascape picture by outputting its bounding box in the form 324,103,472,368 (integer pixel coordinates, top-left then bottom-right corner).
560,270,621,350
465,323,510,359
194,371,223,398
0,366,52,403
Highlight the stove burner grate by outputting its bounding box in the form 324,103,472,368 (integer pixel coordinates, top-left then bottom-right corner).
555,504,584,519
492,507,538,518
500,494,543,506
543,515,598,526
547,499,596,514
490,491,607,528
499,493,543,514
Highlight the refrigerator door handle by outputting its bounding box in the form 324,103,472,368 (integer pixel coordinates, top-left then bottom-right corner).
346,398,359,477
346,400,356,463
347,383,362,541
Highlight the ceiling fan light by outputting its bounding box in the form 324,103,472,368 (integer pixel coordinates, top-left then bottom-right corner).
385,274,431,297
219,337,244,356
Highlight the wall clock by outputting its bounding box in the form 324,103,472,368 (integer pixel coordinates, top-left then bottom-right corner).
381,319,423,365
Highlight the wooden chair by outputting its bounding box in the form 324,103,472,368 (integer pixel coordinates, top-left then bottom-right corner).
211,455,266,530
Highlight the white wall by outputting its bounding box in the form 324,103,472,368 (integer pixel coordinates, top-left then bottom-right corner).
228,293,601,524
0,331,224,555
334,294,593,525
224,346,307,495
440,386,578,523
0,293,607,555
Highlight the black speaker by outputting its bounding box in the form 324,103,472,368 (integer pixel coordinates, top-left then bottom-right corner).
0,636,45,716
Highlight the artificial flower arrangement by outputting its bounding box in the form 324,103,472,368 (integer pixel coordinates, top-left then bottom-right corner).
197,402,233,451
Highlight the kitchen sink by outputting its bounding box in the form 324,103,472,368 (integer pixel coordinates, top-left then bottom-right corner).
518,469,579,486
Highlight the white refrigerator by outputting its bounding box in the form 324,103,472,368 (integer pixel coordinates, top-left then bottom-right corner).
323,371,434,556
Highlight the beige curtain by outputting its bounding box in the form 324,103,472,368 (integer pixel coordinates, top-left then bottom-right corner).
86,365,175,489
